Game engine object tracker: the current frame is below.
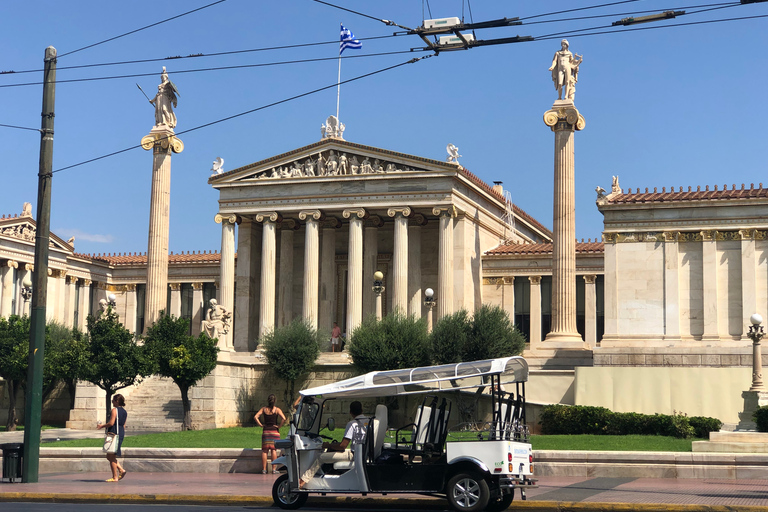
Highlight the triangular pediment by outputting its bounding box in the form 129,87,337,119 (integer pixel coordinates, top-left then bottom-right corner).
0,216,75,254
208,138,460,186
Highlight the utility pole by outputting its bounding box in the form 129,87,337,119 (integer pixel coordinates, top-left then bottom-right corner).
23,45,57,483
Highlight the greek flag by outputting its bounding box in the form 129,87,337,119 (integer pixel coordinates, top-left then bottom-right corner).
340,24,362,54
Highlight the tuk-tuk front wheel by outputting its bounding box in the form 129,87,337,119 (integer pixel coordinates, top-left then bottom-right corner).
272,473,308,510
446,472,490,512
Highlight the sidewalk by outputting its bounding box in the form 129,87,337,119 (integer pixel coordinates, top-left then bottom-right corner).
1,472,768,511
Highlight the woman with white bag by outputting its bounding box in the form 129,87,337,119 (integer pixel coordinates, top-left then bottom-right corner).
97,394,128,482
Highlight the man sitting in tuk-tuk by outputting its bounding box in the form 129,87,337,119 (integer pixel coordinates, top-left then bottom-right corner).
300,401,368,488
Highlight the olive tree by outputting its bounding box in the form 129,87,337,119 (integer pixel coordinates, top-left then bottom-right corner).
0,315,29,431
46,322,89,410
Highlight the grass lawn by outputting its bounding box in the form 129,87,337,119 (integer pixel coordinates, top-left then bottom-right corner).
45,427,699,452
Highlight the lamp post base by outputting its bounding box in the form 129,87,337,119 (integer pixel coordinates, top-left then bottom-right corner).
736,390,768,431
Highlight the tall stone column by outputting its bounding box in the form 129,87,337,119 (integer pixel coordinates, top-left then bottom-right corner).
63,275,76,327
363,216,383,319
300,210,323,331
78,279,91,330
663,232,681,341
235,219,261,351
388,207,411,315
319,218,341,337
124,284,137,335
214,213,237,350
257,212,281,338
343,208,366,338
1,260,18,317
583,275,597,348
408,214,427,318
543,102,585,346
140,127,183,331
54,270,67,323
191,282,203,336
701,230,720,341
433,207,455,320
529,276,543,350
277,220,298,328
740,229,758,339
169,283,182,318
46,269,56,323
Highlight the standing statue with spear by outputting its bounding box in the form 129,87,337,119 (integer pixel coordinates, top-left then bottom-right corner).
138,67,179,129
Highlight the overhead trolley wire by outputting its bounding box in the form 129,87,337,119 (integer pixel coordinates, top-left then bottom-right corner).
522,2,740,25
58,0,228,58
521,0,645,21
51,54,434,175
0,123,40,133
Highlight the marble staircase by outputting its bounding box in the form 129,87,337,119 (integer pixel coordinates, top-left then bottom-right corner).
125,376,184,432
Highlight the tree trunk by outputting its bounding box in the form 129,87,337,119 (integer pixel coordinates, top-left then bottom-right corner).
5,380,20,431
66,379,77,410
105,390,114,421
180,385,192,431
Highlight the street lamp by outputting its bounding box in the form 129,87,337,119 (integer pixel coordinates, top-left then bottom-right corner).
107,293,117,308
424,288,436,332
748,314,765,391
21,275,33,315
372,271,385,321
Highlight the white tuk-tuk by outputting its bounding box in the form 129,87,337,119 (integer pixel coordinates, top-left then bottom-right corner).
271,356,537,512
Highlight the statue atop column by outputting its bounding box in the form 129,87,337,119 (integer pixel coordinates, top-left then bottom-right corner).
548,39,582,102
149,67,179,129
201,298,232,338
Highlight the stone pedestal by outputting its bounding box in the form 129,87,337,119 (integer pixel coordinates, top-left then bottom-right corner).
737,390,768,430
140,126,183,331
542,100,587,348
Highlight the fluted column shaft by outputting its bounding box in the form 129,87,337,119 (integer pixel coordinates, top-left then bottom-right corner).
389,207,411,314
434,207,454,320
191,283,203,336
741,229,757,339
583,275,597,347
63,276,76,328
543,104,585,345
278,222,297,328
124,284,137,335
78,280,91,330
408,216,426,318
701,231,719,341
319,218,341,337
169,283,182,318
216,214,237,314
363,217,382,318
1,260,18,317
300,210,322,330
344,209,366,338
529,276,543,349
257,212,280,338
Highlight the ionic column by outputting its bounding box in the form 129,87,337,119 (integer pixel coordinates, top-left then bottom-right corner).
278,219,298,328
663,232,681,341
215,213,237,316
529,276,542,349
191,282,203,336
300,210,323,331
63,274,76,327
408,214,427,318
169,283,182,318
46,268,56,323
319,218,341,336
78,279,92,329
583,275,597,348
388,207,411,315
543,104,586,346
140,128,184,331
343,208,366,338
235,219,261,351
701,230,719,341
1,260,18,317
124,284,137,335
363,216,383,319
433,207,455,320
740,229,758,339
257,212,281,338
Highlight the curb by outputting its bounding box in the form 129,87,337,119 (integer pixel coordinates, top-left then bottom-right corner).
0,494,767,512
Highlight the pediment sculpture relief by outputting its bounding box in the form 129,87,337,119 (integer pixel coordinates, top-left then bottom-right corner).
249,150,424,181
0,222,65,249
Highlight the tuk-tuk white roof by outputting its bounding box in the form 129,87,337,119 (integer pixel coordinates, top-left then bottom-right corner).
300,356,528,399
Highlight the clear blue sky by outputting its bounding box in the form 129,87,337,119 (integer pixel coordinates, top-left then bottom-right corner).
2,1,766,256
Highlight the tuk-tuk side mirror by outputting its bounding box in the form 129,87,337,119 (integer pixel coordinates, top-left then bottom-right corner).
327,417,335,431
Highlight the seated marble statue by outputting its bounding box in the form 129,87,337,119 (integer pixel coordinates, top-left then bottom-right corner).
202,299,232,338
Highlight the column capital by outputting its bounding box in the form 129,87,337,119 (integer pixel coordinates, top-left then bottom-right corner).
214,213,240,225
343,208,367,220
739,229,757,240
583,274,597,284
4,260,18,269
602,232,618,244
81,279,92,286
255,211,282,223
125,283,137,292
66,275,78,285
411,213,429,226
323,217,342,229
25,263,34,272
529,275,542,285
169,283,181,291
366,215,384,228
662,231,680,242
299,209,324,222
701,230,716,241
543,105,585,132
192,282,204,290
280,219,300,230
432,205,457,218
387,207,412,218
140,131,184,153
97,281,109,290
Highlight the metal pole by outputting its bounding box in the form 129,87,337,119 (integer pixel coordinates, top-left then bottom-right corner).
23,45,56,483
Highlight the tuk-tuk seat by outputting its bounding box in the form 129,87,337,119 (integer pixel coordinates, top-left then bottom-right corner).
334,404,388,470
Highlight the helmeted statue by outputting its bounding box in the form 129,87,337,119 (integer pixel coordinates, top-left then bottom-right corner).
150,67,179,128
549,39,582,102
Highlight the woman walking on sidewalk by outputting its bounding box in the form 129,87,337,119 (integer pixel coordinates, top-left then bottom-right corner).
97,394,128,482
254,394,286,473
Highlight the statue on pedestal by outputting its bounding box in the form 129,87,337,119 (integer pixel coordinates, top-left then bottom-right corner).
150,67,179,129
202,298,232,338
549,39,582,102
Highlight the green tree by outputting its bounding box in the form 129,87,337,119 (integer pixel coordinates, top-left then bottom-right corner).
348,312,431,373
261,319,320,407
0,315,30,431
430,309,471,365
143,312,219,430
46,322,89,410
83,309,148,418
465,304,525,361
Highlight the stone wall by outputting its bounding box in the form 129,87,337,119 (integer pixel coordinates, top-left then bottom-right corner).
0,379,73,427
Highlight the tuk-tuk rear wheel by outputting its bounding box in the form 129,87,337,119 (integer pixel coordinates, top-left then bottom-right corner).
485,492,514,512
272,473,308,510
446,472,490,512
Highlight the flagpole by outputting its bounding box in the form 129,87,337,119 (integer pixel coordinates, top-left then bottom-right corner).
336,23,342,121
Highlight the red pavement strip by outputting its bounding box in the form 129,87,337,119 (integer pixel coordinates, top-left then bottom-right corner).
1,473,768,511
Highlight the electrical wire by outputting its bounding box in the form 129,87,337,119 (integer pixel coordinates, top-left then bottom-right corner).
522,2,740,26
521,0,645,21
51,54,433,174
311,0,386,23
0,50,422,89
58,0,228,58
0,123,39,133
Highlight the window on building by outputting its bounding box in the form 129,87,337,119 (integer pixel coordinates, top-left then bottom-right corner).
514,278,530,342
596,275,605,344
180,283,193,335
73,281,80,328
541,276,552,338
136,284,146,334
576,277,586,340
